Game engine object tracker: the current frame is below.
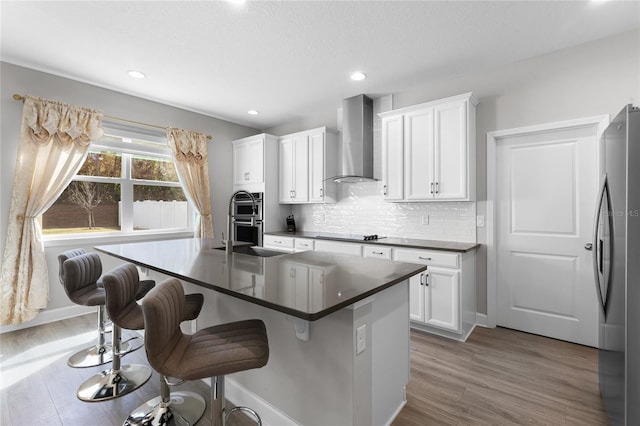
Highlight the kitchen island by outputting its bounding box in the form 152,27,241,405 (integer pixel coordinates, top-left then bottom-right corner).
96,238,427,426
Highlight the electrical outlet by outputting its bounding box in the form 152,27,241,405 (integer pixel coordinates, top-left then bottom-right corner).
356,324,366,354
476,215,485,227
421,215,430,225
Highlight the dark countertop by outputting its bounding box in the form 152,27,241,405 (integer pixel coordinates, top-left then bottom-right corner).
265,231,479,252
96,238,426,322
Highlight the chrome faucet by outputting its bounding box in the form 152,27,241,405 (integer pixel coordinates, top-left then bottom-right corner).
224,190,257,254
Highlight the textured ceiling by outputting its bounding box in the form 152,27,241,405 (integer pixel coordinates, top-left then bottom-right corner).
1,1,638,129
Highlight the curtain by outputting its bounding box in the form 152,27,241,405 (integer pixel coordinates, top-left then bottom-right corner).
0,96,104,325
166,127,214,238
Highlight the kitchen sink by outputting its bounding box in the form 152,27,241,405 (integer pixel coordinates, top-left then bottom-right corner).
214,245,286,258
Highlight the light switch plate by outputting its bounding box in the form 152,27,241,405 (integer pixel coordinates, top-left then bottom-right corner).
356,324,366,354
421,215,430,225
476,215,485,227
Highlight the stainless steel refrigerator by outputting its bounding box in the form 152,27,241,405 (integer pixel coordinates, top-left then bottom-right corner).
591,104,639,425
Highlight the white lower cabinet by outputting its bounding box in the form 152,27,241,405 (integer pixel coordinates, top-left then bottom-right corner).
394,248,475,341
294,238,315,252
264,234,476,340
263,235,295,252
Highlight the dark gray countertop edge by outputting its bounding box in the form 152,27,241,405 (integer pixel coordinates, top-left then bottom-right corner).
265,231,479,252
96,242,427,322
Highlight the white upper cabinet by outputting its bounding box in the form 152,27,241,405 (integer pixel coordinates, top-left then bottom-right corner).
233,135,265,186
434,100,468,200
308,131,326,202
381,114,404,201
380,92,477,202
279,135,309,203
279,127,337,204
404,108,434,200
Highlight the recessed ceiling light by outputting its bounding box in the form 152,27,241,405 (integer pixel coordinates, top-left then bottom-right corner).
248,110,259,115
350,72,367,81
127,70,146,79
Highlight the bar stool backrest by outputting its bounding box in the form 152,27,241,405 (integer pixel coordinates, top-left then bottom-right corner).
58,248,87,286
141,279,186,374
101,263,144,331
62,253,102,303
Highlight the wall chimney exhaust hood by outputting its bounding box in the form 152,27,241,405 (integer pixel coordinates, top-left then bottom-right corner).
330,94,377,183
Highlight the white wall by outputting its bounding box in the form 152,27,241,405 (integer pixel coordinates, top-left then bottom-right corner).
265,30,640,314
0,62,258,330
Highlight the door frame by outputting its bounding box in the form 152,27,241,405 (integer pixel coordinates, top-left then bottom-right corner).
486,115,609,328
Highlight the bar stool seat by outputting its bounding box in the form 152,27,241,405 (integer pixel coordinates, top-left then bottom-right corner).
142,279,269,425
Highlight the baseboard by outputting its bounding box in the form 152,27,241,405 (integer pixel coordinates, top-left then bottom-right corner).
475,313,489,328
384,399,407,426
199,377,299,426
0,305,93,334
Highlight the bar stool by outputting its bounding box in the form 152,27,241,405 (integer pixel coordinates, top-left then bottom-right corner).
64,253,152,402
58,248,155,368
99,263,206,426
142,278,269,426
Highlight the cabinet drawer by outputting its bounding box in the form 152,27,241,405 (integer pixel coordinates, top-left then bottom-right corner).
393,248,459,269
363,245,392,260
294,238,315,251
314,240,362,256
263,235,294,251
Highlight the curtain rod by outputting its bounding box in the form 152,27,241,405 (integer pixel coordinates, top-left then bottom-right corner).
12,93,212,140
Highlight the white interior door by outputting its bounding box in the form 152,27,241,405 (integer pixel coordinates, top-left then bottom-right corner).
496,125,599,347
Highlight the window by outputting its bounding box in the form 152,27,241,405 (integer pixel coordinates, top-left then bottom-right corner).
42,127,191,236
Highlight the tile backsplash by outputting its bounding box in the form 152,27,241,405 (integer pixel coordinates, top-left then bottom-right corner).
292,181,477,243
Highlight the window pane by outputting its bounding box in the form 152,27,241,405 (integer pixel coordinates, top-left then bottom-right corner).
132,155,179,182
133,184,189,230
77,150,122,177
43,182,121,234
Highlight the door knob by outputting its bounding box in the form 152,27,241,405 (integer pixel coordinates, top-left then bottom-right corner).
584,243,593,251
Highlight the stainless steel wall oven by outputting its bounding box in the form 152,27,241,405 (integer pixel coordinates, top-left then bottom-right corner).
233,192,263,246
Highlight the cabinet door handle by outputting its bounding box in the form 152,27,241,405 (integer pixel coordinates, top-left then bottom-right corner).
320,188,324,197
430,182,434,194
435,182,439,194
292,190,296,198
274,240,282,244
372,251,384,255
244,172,250,181
425,273,429,286
383,184,388,196
418,256,432,261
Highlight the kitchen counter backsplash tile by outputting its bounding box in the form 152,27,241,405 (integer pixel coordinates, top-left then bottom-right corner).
293,182,477,243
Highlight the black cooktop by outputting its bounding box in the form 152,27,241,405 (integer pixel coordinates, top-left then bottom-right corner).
313,232,385,241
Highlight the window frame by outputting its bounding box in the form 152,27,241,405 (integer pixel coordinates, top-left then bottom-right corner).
43,125,195,244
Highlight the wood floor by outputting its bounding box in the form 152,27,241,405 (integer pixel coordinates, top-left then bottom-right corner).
394,327,608,426
0,315,608,425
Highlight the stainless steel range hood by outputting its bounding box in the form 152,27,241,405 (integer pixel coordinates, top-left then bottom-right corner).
330,94,376,183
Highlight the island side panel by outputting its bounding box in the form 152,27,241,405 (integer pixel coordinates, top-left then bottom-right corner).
187,280,357,425
372,280,411,425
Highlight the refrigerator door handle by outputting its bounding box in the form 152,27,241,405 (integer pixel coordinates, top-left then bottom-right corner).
592,174,608,314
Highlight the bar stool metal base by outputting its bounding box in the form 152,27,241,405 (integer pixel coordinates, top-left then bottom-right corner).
77,364,151,402
212,375,262,426
227,406,262,425
67,343,112,368
124,391,206,426
67,336,143,368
